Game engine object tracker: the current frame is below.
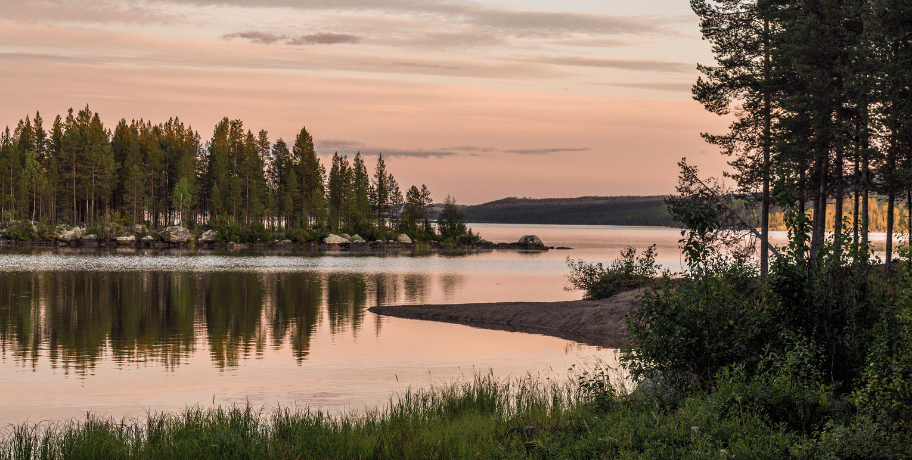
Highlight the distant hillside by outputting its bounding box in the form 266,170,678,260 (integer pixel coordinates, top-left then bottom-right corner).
451,196,677,227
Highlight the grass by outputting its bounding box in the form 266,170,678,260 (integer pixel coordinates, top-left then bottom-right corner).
0,371,585,460
3,360,910,459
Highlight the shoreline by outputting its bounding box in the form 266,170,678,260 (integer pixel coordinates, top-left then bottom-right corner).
369,288,643,348
0,239,559,254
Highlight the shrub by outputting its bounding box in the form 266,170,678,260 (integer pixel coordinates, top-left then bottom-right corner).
565,245,662,300
1,219,40,241
623,259,767,389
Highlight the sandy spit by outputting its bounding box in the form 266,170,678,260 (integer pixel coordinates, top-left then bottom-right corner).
368,289,644,348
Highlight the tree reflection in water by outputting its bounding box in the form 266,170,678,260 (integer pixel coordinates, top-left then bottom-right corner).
0,270,440,371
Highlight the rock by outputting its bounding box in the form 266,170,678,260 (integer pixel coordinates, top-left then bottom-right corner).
115,235,136,245
133,224,145,234
340,233,351,240
518,235,544,246
161,226,191,243
199,229,218,244
80,234,99,246
56,227,85,243
323,234,350,244
141,235,156,241
396,234,412,243
350,234,364,242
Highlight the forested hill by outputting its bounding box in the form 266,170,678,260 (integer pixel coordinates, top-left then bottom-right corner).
456,196,677,227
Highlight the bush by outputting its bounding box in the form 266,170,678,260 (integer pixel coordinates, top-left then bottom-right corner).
623,259,767,389
565,245,662,300
1,219,40,241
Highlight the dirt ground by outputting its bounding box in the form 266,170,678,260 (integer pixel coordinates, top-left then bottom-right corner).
368,288,644,348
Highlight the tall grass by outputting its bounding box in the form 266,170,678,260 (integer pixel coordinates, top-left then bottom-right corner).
0,371,587,460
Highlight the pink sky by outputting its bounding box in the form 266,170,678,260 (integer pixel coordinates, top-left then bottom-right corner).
0,0,733,205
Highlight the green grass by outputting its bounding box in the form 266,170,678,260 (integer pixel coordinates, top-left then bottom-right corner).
0,372,583,460
2,362,910,459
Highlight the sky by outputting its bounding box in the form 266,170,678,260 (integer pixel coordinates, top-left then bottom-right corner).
0,0,733,205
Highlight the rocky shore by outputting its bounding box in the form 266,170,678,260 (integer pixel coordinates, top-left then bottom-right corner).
369,288,643,348
0,224,559,254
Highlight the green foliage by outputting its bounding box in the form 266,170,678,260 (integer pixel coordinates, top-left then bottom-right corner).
0,372,575,460
1,219,40,241
565,245,662,300
853,265,912,440
624,259,767,389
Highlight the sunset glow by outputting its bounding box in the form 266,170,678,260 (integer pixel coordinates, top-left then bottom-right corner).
0,0,733,203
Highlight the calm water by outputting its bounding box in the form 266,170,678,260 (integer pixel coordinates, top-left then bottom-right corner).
0,224,884,423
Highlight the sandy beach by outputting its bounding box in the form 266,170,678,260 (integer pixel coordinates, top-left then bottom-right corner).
368,288,643,348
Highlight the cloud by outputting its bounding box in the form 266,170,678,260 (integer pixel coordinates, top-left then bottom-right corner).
504,147,591,155
602,81,694,92
0,0,180,25
315,139,366,149
531,56,694,74
314,142,457,158
223,31,285,44
392,62,460,71
286,33,361,45
371,149,456,158
224,31,361,45
156,0,684,38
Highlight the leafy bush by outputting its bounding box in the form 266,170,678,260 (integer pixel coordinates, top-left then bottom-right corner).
624,259,767,389
565,245,662,300
1,219,40,241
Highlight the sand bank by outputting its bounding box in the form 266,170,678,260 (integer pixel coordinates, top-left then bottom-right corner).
368,289,643,348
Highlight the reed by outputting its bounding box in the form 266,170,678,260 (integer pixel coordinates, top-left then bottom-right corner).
0,371,583,460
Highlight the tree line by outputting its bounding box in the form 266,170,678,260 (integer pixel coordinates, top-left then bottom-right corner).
692,0,912,273
0,106,473,243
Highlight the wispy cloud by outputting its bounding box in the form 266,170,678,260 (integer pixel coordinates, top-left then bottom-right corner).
0,0,180,25
602,81,694,92
287,33,360,45
316,139,366,149
224,31,361,45
314,140,456,158
504,147,591,155
223,31,285,44
391,62,460,71
530,56,694,74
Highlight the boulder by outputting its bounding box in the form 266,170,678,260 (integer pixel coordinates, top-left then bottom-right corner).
115,235,136,245
350,234,364,242
518,235,544,246
199,229,218,244
161,226,191,243
323,234,350,244
133,224,145,234
396,234,412,243
56,227,85,243
80,234,99,246
340,233,351,240
140,235,156,241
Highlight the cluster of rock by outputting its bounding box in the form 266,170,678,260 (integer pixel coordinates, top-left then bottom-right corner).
322,233,413,248
23,225,553,252
473,235,549,250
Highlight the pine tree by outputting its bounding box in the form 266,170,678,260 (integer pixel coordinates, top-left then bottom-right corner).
293,127,325,228
350,152,373,233
692,0,776,273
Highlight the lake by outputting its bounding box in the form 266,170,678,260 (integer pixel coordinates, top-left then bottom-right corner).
0,224,890,423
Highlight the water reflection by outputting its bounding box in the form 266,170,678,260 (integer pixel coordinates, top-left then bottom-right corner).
0,270,437,371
